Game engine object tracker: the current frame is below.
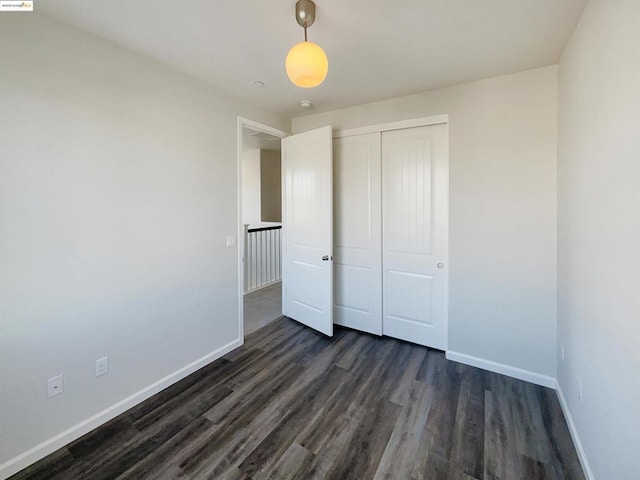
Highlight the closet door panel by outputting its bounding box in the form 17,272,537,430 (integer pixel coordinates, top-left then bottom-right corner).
335,264,372,312
382,124,448,349
333,133,382,335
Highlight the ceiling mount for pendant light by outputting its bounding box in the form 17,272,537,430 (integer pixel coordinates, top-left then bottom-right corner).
286,0,328,88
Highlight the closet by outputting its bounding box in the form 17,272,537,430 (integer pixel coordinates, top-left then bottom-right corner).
282,118,448,350
333,122,449,349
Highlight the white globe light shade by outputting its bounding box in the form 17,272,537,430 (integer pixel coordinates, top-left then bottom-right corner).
285,41,328,88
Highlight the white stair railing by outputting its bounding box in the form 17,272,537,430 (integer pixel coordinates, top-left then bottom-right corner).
244,224,282,293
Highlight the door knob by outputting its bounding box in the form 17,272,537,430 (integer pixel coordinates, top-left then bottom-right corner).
437,263,445,269
322,255,330,261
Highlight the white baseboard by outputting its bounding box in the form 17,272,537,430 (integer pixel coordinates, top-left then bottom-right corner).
0,338,242,480
445,352,593,479
555,382,595,480
445,350,557,388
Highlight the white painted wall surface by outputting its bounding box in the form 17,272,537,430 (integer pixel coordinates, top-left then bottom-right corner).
260,149,282,223
557,1,640,478
242,148,261,226
0,13,288,474
293,66,558,380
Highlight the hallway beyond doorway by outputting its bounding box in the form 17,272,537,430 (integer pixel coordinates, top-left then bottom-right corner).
243,282,282,335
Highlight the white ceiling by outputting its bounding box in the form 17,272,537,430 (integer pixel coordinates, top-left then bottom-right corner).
37,0,586,117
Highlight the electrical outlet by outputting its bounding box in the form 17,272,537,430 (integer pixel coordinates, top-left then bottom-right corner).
560,344,565,361
577,377,583,401
48,375,64,398
226,235,237,247
96,356,109,377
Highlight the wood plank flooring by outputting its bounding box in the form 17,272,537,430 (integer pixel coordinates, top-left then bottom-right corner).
10,318,585,480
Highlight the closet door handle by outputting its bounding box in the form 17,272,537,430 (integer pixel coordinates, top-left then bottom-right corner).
322,255,330,261
437,263,445,269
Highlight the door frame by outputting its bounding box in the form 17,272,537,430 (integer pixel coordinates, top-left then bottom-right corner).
334,114,450,350
237,117,289,342
333,114,449,138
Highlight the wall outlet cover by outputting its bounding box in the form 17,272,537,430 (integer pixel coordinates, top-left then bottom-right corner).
48,375,64,398
96,356,109,377
577,377,583,401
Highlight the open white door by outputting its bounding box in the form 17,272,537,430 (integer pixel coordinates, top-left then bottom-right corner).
282,126,334,336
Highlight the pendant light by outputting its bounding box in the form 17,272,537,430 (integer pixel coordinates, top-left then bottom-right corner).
286,0,328,88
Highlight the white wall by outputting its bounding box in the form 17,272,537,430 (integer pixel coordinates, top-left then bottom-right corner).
0,13,288,475
294,66,558,381
260,149,282,223
242,148,262,226
557,1,640,478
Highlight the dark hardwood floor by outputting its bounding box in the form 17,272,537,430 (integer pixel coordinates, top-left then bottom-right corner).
10,317,585,480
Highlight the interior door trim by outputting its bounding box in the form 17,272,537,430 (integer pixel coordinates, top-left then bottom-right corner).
237,116,289,343
333,114,449,139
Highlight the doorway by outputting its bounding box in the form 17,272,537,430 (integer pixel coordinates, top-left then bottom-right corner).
237,118,288,338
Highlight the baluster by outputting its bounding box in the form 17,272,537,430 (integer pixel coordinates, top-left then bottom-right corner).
244,224,249,293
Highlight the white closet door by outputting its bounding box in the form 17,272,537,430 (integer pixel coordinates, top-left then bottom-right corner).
382,124,448,349
282,126,334,337
333,134,382,335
